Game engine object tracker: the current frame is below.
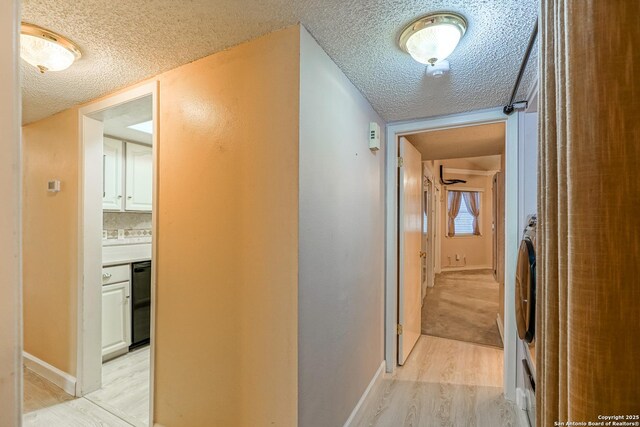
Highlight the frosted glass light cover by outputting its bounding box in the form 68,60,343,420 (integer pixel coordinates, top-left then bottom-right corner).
405,23,463,65
20,24,81,73
21,33,76,72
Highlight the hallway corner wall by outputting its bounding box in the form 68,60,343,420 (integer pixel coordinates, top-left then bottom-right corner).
22,108,80,377
154,25,300,427
298,26,386,427
21,26,302,426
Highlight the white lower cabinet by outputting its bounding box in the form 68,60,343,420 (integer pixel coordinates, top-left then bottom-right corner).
102,278,131,361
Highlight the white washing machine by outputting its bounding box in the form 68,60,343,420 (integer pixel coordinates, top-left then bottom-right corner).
515,215,536,426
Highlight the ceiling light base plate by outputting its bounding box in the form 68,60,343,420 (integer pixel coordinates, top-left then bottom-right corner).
426,60,450,78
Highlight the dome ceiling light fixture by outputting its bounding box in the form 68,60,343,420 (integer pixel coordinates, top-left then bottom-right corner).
399,12,467,66
20,23,81,74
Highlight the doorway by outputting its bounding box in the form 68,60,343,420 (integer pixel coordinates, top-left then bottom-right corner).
385,108,520,400
77,82,158,425
398,126,506,357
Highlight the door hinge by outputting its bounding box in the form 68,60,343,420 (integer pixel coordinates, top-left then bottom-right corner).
397,324,403,335
397,156,404,167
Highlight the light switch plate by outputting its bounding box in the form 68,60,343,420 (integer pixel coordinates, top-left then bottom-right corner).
47,180,61,192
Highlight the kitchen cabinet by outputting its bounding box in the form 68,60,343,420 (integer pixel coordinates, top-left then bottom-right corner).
125,142,153,212
102,138,152,212
102,137,124,211
102,265,131,361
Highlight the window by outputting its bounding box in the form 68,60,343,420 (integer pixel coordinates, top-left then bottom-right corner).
447,190,481,236
454,196,475,235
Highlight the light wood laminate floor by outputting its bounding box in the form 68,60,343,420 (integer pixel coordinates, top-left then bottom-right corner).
352,336,527,427
23,347,150,427
86,347,150,427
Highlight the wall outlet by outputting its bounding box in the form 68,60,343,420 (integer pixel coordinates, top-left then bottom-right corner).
117,229,125,240
102,230,107,239
455,254,460,261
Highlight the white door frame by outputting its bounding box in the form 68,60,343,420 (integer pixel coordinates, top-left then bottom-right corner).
77,81,158,421
384,107,520,401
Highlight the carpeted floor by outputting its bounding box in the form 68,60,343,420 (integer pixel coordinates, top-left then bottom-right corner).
421,269,503,348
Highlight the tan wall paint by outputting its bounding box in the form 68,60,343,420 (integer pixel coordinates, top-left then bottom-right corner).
153,26,300,425
22,108,79,376
440,173,494,269
0,0,22,421
22,26,300,424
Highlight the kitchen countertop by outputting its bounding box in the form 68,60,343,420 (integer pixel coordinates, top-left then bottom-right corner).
103,242,152,266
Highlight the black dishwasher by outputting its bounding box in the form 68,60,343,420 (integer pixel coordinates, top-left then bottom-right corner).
131,261,151,349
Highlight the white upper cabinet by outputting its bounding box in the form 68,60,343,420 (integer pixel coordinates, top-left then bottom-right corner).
102,137,124,211
125,142,153,212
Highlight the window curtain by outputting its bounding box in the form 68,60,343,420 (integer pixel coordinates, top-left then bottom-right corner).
447,191,462,237
462,191,480,235
538,1,639,425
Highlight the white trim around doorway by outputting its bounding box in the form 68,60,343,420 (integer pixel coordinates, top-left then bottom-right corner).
77,81,159,423
384,107,520,401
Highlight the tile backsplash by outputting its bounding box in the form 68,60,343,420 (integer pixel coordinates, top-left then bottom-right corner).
103,212,152,240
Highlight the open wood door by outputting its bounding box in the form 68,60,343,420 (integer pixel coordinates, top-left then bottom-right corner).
398,137,422,365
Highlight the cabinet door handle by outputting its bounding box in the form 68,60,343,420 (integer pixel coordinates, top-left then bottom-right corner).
127,196,133,199
102,273,112,279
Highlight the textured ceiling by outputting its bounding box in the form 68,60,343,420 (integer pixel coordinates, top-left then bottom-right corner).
406,122,505,159
441,155,502,171
21,0,538,124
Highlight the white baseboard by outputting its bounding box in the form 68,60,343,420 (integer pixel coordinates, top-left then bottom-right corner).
343,361,385,427
441,264,493,272
23,352,77,396
496,313,505,344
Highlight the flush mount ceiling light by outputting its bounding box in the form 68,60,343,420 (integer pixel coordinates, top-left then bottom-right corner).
20,23,81,73
399,13,467,65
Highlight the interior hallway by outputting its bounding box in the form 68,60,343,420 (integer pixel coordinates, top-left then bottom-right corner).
351,336,525,427
23,347,150,426
422,270,502,348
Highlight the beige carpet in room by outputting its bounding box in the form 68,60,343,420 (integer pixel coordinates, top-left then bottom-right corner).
422,269,502,348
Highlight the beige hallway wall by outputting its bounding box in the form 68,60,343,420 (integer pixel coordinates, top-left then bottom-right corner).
22,26,300,425
298,27,385,426
154,26,299,426
22,108,79,376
